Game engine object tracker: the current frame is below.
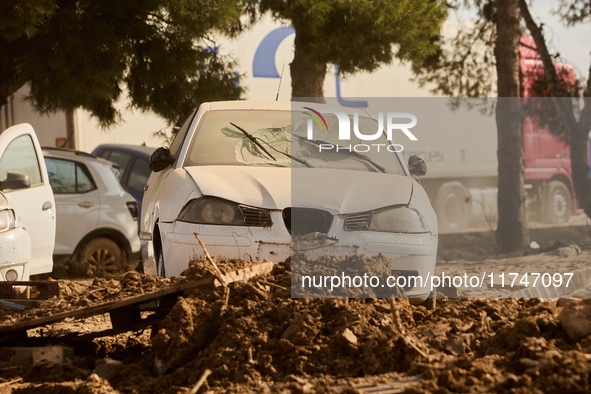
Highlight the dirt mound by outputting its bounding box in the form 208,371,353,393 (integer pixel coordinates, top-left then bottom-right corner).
2,255,591,393
142,259,423,392
290,252,406,298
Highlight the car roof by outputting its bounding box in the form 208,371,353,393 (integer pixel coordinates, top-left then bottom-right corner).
42,147,116,167
92,144,156,159
203,100,371,117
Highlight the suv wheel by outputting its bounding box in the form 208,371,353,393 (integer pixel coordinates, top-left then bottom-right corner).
77,237,123,276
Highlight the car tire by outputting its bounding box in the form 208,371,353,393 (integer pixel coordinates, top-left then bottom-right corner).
543,180,573,223
421,292,437,311
434,182,470,232
77,237,123,276
156,241,166,278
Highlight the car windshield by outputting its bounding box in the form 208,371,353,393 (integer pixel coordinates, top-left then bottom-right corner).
183,110,406,175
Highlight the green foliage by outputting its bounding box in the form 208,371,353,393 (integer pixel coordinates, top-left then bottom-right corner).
0,0,246,127
555,0,591,25
413,1,498,97
259,0,447,76
0,0,58,42
413,19,497,97
415,0,589,100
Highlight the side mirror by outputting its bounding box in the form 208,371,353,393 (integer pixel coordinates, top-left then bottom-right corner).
149,147,177,172
408,155,427,176
0,171,31,191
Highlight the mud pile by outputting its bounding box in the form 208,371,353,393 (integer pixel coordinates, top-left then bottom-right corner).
94,258,591,393
290,252,402,298
2,254,591,393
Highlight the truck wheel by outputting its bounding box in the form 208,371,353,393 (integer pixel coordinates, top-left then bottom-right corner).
543,180,573,223
434,182,470,231
77,237,123,276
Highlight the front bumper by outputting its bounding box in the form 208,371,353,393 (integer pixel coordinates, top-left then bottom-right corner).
145,212,437,299
0,227,31,281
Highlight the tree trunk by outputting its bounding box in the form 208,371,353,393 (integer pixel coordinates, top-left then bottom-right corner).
571,96,591,217
495,0,530,252
519,0,591,219
290,29,326,102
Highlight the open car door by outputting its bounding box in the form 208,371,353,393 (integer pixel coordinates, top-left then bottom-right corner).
0,124,56,277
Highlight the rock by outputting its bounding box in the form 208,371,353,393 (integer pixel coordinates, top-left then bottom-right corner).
438,284,458,298
94,358,123,380
340,328,358,345
444,335,465,356
557,298,591,340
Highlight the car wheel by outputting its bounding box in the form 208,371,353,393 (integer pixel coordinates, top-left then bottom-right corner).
434,182,470,232
421,292,437,311
156,242,166,278
77,237,123,276
543,180,573,223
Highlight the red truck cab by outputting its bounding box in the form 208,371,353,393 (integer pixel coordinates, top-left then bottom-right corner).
519,35,586,223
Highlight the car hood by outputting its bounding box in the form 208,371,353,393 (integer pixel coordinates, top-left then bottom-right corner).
183,166,413,214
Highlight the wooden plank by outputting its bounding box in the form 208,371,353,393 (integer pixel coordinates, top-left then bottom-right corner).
0,262,274,335
217,261,275,284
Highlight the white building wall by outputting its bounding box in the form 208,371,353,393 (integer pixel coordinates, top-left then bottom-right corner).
0,85,67,147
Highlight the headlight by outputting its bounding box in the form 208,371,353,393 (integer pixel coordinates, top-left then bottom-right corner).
178,197,272,227
0,209,16,233
345,206,428,233
126,201,139,220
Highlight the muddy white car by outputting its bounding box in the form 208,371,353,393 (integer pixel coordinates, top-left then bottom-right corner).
140,101,437,301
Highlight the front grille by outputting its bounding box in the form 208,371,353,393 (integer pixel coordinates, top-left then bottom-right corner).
344,212,373,231
283,208,333,235
239,206,272,227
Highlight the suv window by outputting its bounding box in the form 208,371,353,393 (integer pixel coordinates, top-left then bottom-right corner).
45,158,96,194
103,150,133,171
127,157,151,193
0,134,42,187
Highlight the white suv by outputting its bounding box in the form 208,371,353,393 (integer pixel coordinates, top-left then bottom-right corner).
42,148,140,276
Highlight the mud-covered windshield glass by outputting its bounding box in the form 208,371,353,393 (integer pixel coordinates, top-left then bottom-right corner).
183,110,405,175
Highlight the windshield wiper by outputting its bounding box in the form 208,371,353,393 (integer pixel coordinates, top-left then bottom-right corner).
230,122,276,161
302,137,386,173
229,123,312,168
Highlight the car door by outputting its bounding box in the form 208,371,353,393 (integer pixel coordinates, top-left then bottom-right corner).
0,124,56,275
44,157,100,255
